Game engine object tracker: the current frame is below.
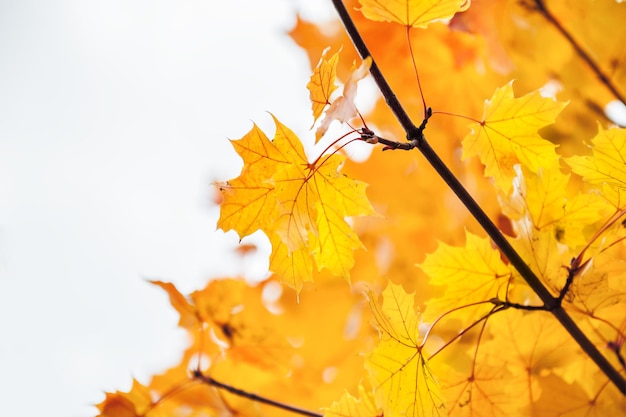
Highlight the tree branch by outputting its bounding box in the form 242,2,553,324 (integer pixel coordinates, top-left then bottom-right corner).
331,0,626,395
192,370,324,417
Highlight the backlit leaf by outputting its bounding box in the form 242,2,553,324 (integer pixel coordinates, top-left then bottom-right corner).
420,231,512,326
218,115,375,291
366,283,447,417
324,385,380,417
359,0,470,28
567,125,626,205
308,48,340,127
462,82,567,193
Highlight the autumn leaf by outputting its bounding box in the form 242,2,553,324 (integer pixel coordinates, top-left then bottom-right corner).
501,165,607,247
218,114,375,291
485,310,580,376
268,234,314,290
437,353,528,417
462,81,567,193
359,0,470,28
567,125,626,205
498,165,610,292
420,231,512,326
150,280,198,329
96,380,157,417
308,47,340,127
324,385,380,417
366,283,447,417
217,122,285,237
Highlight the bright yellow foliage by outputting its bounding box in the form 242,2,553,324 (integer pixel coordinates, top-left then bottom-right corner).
324,385,379,417
218,115,375,291
462,81,567,194
366,283,446,417
567,126,626,203
308,48,340,127
97,0,626,417
421,231,513,326
358,0,470,28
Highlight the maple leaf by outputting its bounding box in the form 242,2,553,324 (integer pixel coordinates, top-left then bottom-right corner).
567,125,626,205
308,48,340,128
218,115,375,291
324,385,380,417
438,355,528,417
150,280,198,329
358,0,471,28
462,81,567,193
502,165,607,247
420,231,512,326
484,310,578,404
217,123,285,237
366,283,447,417
96,379,158,417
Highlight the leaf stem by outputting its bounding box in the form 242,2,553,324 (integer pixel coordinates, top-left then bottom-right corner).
331,0,626,394
192,369,323,417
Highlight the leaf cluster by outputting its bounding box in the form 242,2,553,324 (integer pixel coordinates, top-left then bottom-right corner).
97,1,626,416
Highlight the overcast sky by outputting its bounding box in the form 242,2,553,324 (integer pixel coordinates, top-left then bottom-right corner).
0,1,340,416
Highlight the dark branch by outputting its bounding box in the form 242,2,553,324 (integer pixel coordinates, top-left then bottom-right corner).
192,369,324,417
331,0,421,140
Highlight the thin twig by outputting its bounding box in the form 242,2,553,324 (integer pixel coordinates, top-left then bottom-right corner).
192,369,324,417
331,0,626,395
533,0,625,105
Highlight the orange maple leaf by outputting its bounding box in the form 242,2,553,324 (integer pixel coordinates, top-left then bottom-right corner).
324,385,380,417
96,379,156,417
358,0,470,28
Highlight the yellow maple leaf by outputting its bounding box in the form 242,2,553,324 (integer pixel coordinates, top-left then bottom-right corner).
218,115,375,291
316,56,372,141
420,231,512,326
324,385,380,417
462,81,567,193
567,125,626,205
358,0,470,28
501,165,607,247
366,283,447,417
217,123,286,238
308,48,340,128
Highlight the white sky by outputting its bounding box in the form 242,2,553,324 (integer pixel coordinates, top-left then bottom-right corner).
0,1,338,416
